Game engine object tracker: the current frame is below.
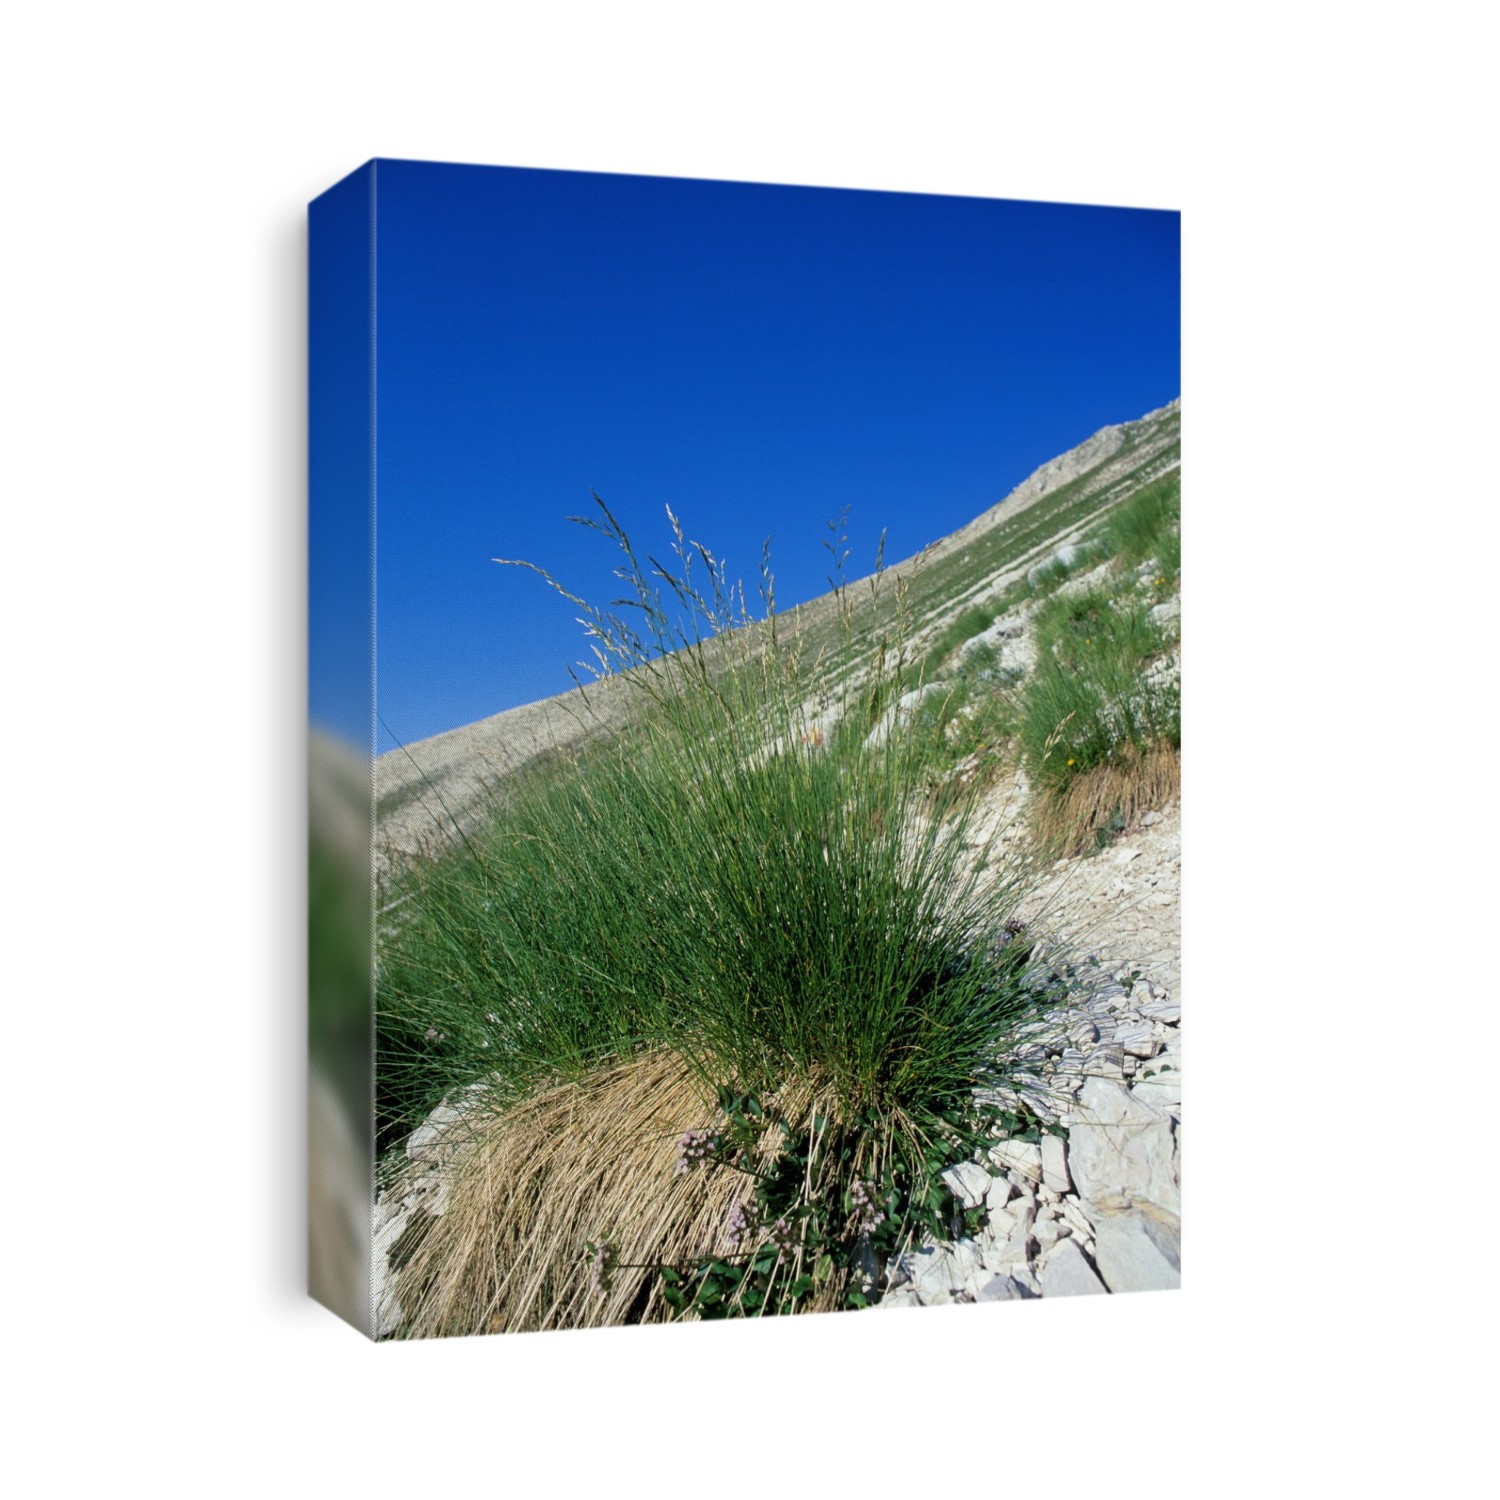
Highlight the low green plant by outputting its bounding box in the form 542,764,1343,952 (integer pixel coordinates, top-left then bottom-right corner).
1019,584,1178,798
588,1079,1053,1320
1104,472,1180,572
1157,518,1181,578
915,603,995,683
1024,554,1074,596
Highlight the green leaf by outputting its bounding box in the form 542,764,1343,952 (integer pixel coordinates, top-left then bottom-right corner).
788,1275,815,1299
846,1290,870,1309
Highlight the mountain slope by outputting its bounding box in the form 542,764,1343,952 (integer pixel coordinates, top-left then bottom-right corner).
374,399,1180,862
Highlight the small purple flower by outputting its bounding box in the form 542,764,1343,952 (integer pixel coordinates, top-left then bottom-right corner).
725,1200,759,1248
767,1214,799,1252
849,1178,886,1234
674,1128,721,1174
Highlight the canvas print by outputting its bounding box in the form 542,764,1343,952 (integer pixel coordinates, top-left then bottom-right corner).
308,158,1181,1339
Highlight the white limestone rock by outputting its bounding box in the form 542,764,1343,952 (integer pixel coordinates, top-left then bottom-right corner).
986,1206,1017,1239
1056,1196,1095,1241
1092,1211,1181,1293
1010,1264,1042,1296
1067,1077,1180,1217
1115,1022,1163,1059
985,1175,1015,1214
943,1160,993,1210
1041,1133,1072,1194
976,1274,1037,1303
1082,1043,1127,1079
1130,1072,1182,1113
1140,999,1182,1025
990,1140,1043,1183
1037,1238,1107,1298
982,1198,1035,1272
405,1083,489,1165
910,1241,982,1305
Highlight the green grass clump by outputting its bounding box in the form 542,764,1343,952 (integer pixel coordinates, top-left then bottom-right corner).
1103,471,1180,572
915,603,995,682
376,498,1061,1327
1019,584,1179,801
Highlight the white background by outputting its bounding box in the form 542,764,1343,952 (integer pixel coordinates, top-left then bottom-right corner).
3,2,1490,1492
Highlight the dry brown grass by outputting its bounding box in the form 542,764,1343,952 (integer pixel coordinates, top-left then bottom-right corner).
1030,742,1180,858
385,1048,862,1338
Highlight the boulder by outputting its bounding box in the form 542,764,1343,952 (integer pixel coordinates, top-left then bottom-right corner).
1067,1077,1180,1217
1092,1211,1181,1293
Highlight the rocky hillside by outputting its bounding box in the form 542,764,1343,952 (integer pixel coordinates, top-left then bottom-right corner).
375,398,1180,864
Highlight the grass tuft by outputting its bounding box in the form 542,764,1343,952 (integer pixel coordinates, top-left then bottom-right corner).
1029,742,1180,857
915,603,996,683
1103,472,1180,572
388,1050,741,1336
1016,573,1179,855
376,498,1061,1332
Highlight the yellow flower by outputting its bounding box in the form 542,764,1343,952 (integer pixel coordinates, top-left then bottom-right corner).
1067,757,1076,767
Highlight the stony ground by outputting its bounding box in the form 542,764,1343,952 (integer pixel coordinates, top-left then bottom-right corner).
866,548,1182,1308
373,797,1182,1329
374,400,1180,870
878,797,1182,1307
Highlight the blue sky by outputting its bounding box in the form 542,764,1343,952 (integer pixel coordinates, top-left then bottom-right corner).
352,158,1178,750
